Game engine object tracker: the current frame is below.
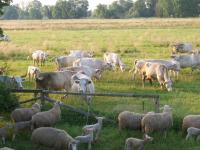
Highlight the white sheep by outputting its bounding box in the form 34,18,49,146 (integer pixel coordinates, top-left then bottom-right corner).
118,111,145,130
182,115,200,132
11,103,41,122
31,101,61,130
141,105,173,137
124,134,153,150
82,117,105,141
11,121,31,141
0,124,12,144
31,127,78,150
186,127,200,140
75,128,94,150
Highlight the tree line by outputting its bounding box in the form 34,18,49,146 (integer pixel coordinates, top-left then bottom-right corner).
1,0,200,20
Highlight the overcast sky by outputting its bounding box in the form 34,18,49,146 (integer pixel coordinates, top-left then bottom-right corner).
12,0,116,10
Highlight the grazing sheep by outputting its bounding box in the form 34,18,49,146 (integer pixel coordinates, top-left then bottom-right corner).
186,127,200,140
31,101,61,130
0,124,12,144
182,115,200,132
82,117,105,141
31,127,78,150
75,128,94,150
141,105,173,137
11,121,31,141
118,111,145,130
11,103,41,122
26,66,41,81
124,134,153,150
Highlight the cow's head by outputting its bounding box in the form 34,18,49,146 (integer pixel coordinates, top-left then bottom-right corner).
165,80,172,92
12,76,24,89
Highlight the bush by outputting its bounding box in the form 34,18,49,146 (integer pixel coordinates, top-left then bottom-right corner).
0,83,19,112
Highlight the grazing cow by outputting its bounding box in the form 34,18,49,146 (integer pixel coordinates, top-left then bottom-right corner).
172,43,193,54
0,76,24,89
35,71,77,92
171,53,200,71
103,52,126,72
55,56,79,70
68,50,94,58
60,66,102,80
71,72,95,104
25,66,40,81
32,50,48,66
130,59,180,79
141,63,172,92
73,58,113,71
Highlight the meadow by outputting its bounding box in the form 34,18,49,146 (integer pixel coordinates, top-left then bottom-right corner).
0,19,200,150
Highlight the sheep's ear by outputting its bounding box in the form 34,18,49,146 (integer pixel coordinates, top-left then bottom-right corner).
75,80,80,84
87,80,91,84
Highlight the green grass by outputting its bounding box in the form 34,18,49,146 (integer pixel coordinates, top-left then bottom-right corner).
0,19,200,150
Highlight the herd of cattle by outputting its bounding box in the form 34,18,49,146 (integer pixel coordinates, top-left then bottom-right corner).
1,42,200,150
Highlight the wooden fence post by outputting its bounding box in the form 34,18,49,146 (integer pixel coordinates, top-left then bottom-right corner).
154,96,160,113
41,91,45,109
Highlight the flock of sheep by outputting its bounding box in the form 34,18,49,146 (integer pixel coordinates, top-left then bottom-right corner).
1,42,200,150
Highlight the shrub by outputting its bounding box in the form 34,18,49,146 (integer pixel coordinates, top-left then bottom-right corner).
0,83,19,112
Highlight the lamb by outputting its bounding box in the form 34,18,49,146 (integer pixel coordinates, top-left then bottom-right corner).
82,117,105,141
118,111,145,130
31,127,78,150
141,105,173,137
182,115,200,132
11,103,41,122
26,66,40,81
124,134,153,150
186,127,200,140
11,121,31,141
31,101,61,130
75,128,94,150
0,124,12,144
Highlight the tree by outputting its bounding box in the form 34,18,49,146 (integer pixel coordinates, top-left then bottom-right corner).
27,0,42,19
93,4,110,18
74,0,88,18
155,0,174,17
2,5,19,19
42,5,52,19
128,0,149,17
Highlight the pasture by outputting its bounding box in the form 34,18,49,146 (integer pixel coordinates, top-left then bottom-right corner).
0,19,200,150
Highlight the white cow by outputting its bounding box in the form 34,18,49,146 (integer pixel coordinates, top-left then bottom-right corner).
130,59,180,79
55,56,79,70
171,53,200,71
0,76,24,89
71,72,95,104
172,43,193,54
32,50,48,66
68,50,94,58
60,66,102,80
73,58,113,71
103,52,126,72
26,66,40,81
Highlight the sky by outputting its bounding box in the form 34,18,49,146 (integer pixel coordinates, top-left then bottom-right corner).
12,0,116,10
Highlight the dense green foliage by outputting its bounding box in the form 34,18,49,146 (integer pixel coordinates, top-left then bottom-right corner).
0,83,19,112
1,0,200,19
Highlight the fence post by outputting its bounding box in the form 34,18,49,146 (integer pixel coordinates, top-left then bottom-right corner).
154,96,160,113
41,91,45,109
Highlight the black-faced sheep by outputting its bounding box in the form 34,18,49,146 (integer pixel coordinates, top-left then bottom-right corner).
31,127,78,150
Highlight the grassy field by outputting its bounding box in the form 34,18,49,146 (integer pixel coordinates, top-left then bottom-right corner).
0,19,200,150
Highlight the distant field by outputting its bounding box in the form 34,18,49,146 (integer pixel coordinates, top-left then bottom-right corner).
0,19,200,150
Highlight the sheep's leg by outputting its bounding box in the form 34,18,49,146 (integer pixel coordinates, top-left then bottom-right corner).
12,133,16,141
142,75,146,88
185,134,190,140
163,131,167,138
196,135,200,141
88,142,91,150
95,130,100,141
34,144,41,150
2,137,5,144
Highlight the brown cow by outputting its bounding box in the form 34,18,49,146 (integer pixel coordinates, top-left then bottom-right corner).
141,62,172,92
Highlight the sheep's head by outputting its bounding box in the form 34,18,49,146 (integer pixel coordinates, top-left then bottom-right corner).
144,134,153,142
69,140,78,150
32,103,41,110
160,105,172,113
